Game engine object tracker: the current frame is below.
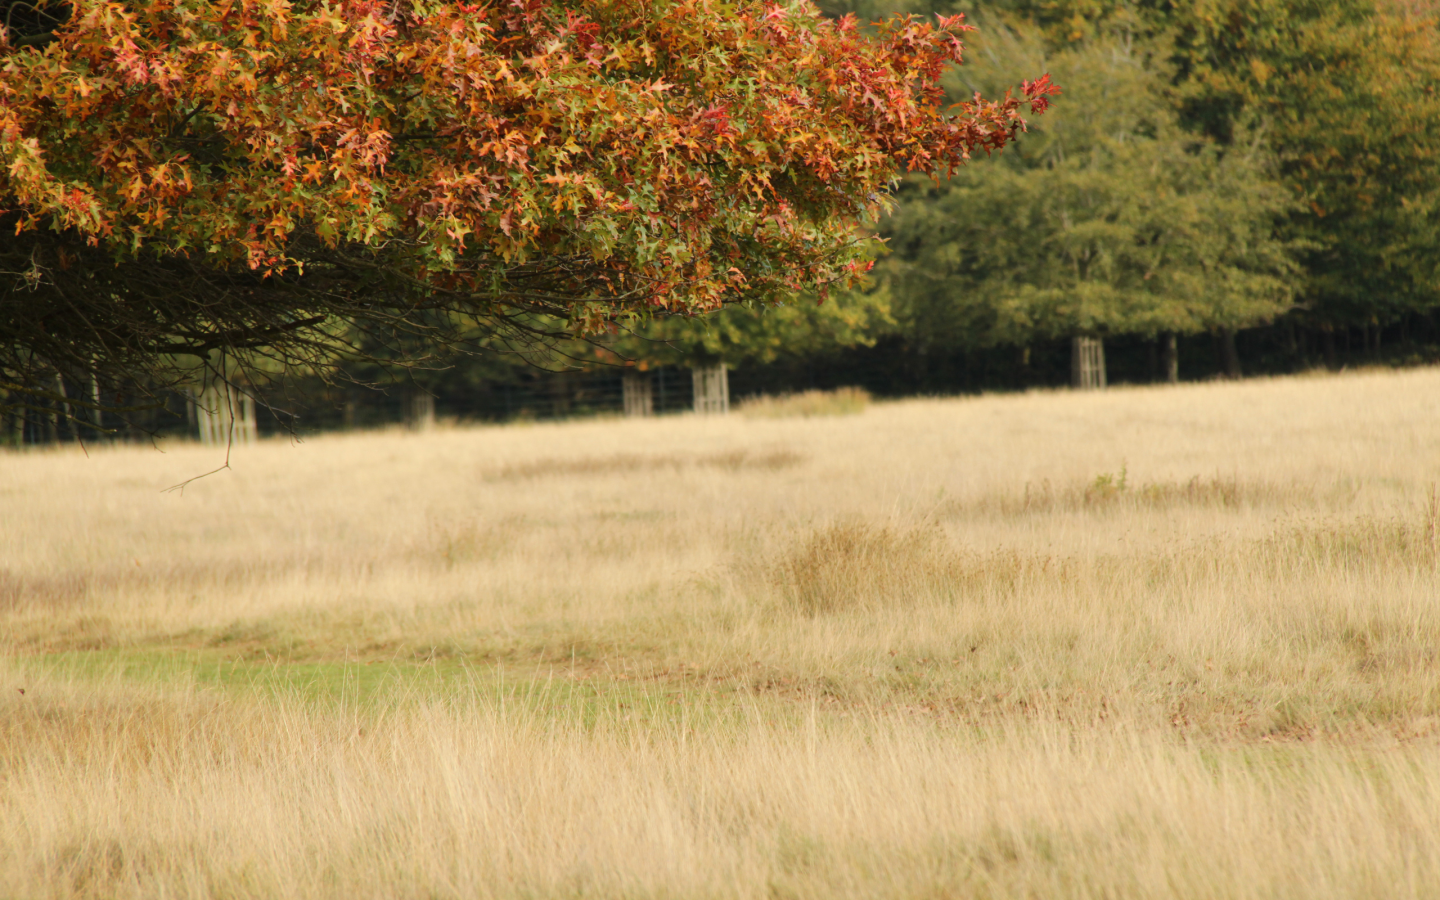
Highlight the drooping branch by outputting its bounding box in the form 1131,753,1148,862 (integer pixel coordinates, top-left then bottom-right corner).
0,0,1055,425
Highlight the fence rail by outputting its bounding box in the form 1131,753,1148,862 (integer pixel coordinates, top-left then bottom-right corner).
0,366,740,445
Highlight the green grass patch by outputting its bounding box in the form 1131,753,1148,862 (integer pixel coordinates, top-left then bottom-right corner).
7,646,791,731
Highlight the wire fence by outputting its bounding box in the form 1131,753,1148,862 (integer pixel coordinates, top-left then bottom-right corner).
7,313,1440,446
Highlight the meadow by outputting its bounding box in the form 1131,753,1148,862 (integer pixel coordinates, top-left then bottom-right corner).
3,367,1440,899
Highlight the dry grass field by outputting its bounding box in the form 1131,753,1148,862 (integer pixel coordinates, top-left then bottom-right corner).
3,367,1440,899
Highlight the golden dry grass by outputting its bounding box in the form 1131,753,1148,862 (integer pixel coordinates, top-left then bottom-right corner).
737,386,871,418
3,367,1440,898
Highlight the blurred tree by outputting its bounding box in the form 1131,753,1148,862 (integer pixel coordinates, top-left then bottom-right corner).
814,0,1143,43
878,23,1297,376
830,0,1440,350
600,289,893,368
1162,0,1440,332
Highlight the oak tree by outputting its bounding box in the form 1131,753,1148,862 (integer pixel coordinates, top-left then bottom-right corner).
0,0,1053,424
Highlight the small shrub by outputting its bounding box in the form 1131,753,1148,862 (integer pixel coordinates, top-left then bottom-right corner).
1084,465,1129,504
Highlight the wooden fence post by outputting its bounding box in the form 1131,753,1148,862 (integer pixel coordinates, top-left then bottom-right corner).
691,364,730,414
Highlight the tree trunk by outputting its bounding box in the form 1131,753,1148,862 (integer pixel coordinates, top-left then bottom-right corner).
1162,333,1179,384
1322,327,1337,370
89,374,103,431
1219,328,1241,379
55,374,73,442
1071,337,1106,390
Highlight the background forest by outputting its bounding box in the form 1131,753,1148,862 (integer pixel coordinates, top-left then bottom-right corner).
9,0,1440,439
357,0,1440,426
834,0,1440,389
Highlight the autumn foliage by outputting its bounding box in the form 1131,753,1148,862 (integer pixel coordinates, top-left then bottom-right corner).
0,0,1053,413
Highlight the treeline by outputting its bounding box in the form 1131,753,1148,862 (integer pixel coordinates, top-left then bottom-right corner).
505,0,1440,399
492,0,1440,397
7,0,1440,443
813,0,1440,383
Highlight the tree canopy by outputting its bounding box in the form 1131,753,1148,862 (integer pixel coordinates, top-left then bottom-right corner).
832,0,1440,341
1163,0,1440,328
598,286,893,368
879,23,1297,354
0,0,1054,421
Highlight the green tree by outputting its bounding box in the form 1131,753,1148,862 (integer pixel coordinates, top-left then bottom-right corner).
600,289,892,368
833,0,1440,353
1162,0,1440,332
880,24,1297,376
